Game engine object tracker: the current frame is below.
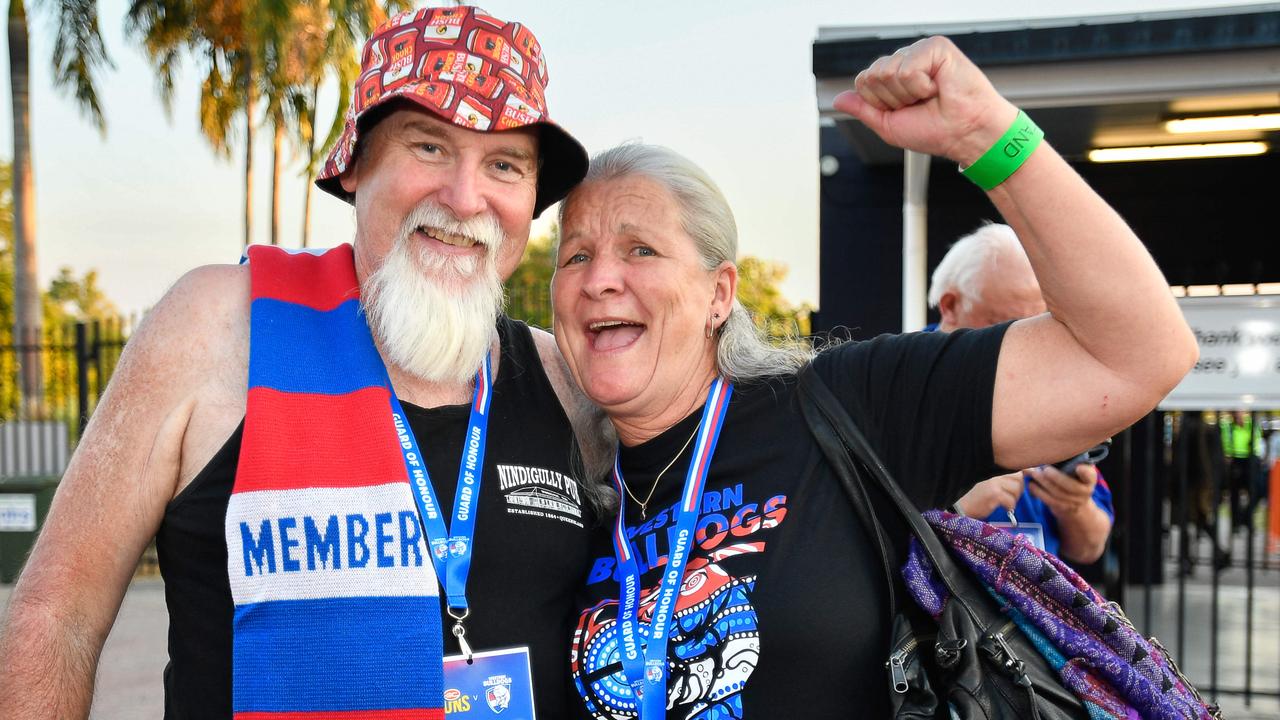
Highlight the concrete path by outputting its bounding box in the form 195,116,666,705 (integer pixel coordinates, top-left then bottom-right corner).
0,579,168,719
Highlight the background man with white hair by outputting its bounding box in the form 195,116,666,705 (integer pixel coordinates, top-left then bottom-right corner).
930,223,1115,565
0,7,610,719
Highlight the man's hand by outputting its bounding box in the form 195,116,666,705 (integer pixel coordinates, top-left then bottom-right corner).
1027,464,1112,564
1025,464,1097,518
831,36,1018,166
955,471,1025,519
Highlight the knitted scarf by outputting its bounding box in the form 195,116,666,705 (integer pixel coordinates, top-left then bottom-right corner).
904,510,1218,720
226,244,444,719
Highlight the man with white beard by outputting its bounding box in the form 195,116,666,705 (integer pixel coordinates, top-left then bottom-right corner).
0,7,610,719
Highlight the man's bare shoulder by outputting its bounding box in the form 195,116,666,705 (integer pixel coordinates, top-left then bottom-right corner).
160,263,250,329
123,263,245,366
527,328,615,481
527,326,573,394
123,263,250,490
528,327,586,412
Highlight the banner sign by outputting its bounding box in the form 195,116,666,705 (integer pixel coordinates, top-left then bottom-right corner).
1160,295,1280,410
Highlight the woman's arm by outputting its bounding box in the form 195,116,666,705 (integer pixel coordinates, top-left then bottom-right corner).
834,36,1198,470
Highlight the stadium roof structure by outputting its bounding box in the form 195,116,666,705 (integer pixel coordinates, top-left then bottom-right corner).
813,4,1280,164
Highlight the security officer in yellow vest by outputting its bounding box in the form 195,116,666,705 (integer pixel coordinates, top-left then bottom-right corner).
1220,411,1264,532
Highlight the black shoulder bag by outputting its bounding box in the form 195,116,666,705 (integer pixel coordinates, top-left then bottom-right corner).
797,365,1088,720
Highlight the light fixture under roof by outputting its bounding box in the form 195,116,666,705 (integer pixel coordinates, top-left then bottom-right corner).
1169,93,1280,114
1165,113,1280,134
1221,284,1256,296
1088,142,1269,163
1187,285,1222,297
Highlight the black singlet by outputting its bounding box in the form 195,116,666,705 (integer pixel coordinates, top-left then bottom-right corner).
157,316,598,719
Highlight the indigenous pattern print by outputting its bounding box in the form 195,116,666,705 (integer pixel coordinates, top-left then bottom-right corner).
573,485,789,719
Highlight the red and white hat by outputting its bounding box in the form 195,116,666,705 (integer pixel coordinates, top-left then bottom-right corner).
316,5,588,217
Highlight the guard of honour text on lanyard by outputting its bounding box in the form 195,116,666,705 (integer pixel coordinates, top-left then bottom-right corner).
611,378,734,720
392,352,494,660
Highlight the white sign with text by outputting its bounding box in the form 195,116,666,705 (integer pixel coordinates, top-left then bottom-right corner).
1160,296,1280,410
0,494,37,532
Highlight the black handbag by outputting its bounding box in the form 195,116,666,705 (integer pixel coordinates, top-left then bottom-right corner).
797,366,1089,720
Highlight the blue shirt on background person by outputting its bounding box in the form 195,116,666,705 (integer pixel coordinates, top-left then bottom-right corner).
982,471,1114,558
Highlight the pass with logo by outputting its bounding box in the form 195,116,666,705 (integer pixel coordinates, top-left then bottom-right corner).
443,647,536,718
989,521,1046,551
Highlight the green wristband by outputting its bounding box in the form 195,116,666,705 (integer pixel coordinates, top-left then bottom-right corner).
959,110,1044,191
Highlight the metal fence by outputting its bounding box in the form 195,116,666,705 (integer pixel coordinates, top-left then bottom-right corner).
0,320,133,475
1104,410,1278,713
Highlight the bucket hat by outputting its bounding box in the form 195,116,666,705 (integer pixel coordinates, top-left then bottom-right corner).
316,5,587,217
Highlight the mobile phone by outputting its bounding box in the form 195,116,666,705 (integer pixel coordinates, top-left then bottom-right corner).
1052,441,1111,476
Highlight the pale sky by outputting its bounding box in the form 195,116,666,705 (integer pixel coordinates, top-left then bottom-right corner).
0,0,1258,314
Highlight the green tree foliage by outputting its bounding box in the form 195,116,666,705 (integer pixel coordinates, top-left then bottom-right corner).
9,0,111,404
43,267,119,326
0,160,125,423
504,225,557,330
735,256,811,339
0,161,14,339
503,224,810,340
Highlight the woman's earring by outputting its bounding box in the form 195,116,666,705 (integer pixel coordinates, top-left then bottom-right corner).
705,312,721,339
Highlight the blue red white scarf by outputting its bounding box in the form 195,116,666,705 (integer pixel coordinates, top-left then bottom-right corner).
226,244,444,719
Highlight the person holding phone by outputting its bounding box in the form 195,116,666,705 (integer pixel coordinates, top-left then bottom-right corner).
931,223,1114,563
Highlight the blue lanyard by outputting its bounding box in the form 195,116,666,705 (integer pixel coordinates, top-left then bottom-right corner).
611,378,733,719
388,353,494,655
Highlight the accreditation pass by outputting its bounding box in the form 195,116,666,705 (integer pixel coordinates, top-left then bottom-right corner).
443,646,536,719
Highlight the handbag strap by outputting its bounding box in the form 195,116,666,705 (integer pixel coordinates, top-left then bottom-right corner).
797,367,898,620
797,365,991,624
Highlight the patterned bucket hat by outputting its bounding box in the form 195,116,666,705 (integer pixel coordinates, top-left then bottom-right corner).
316,5,588,218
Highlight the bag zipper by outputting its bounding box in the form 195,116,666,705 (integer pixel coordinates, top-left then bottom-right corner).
886,637,919,694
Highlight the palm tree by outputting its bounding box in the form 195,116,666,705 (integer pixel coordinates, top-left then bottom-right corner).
129,0,407,249
250,0,291,245
8,0,111,411
127,0,258,246
284,0,408,248
297,13,355,248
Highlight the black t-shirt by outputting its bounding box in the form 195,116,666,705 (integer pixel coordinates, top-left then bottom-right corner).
156,316,598,719
570,324,1008,719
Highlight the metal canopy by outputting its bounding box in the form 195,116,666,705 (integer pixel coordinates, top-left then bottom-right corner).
814,6,1280,164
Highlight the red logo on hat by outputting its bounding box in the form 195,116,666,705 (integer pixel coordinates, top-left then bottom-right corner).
453,95,493,131
467,28,526,79
498,94,541,129
383,29,418,89
407,79,457,111
423,7,464,42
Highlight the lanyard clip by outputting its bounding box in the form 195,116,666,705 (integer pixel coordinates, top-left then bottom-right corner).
449,607,473,662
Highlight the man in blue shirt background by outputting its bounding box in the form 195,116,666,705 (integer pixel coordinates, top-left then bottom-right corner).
929,223,1114,564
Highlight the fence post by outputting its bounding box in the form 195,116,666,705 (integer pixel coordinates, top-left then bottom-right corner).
75,322,91,436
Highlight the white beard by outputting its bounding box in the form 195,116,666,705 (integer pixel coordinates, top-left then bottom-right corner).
361,201,507,385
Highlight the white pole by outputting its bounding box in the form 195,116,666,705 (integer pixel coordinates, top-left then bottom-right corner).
902,150,931,332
